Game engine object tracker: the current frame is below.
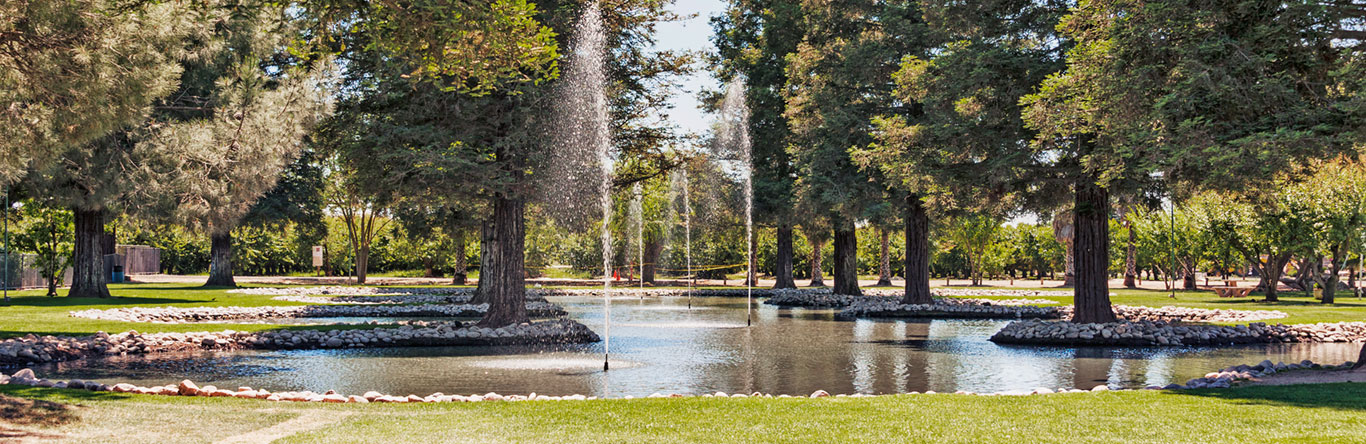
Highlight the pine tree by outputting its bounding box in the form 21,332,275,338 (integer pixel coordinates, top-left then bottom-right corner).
784,0,934,295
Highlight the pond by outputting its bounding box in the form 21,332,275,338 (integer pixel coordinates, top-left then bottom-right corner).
31,294,1361,397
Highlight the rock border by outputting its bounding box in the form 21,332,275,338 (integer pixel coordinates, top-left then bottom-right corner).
0,320,599,368
990,320,1366,346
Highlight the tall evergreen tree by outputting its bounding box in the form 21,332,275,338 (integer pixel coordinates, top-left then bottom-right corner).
784,0,934,295
1022,0,1364,322
854,0,1067,304
710,0,803,289
133,3,334,287
1,0,194,186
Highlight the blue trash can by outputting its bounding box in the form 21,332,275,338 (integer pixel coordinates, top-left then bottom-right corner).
111,265,125,283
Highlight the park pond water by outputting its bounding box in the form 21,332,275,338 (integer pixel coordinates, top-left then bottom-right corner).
30,294,1362,397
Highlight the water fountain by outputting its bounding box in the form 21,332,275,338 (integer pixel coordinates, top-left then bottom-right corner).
632,182,644,294
676,169,694,309
547,0,613,371
718,76,754,326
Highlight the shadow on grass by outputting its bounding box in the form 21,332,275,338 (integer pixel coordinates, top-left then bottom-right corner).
1173,383,1366,411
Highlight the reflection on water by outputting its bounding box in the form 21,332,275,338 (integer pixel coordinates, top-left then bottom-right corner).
32,295,1361,397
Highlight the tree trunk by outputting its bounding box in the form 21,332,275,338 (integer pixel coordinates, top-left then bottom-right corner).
1296,258,1317,297
205,232,236,287
832,219,861,296
355,245,370,285
1324,250,1345,304
876,228,892,286
903,195,932,304
471,221,493,304
1182,262,1197,290
478,197,529,327
1259,253,1291,302
1354,345,1365,370
773,224,796,289
1124,223,1137,288
451,230,468,285
1072,177,1116,323
809,237,825,287
69,208,110,298
643,237,661,284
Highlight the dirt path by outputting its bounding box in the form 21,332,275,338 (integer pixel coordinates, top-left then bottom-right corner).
215,410,350,444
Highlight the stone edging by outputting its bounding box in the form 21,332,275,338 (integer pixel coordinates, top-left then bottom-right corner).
1159,359,1357,389
990,321,1366,346
0,320,599,367
837,303,1286,324
69,302,567,324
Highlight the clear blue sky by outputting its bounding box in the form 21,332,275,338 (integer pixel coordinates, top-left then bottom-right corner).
654,0,727,139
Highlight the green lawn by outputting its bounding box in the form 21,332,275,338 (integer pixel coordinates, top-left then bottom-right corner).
2,383,1365,443
0,283,1362,339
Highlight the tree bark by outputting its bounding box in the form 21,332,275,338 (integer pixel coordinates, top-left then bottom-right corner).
1124,222,1138,288
1354,344,1366,370
355,244,370,285
1323,250,1345,304
452,230,468,285
205,232,236,287
903,195,933,304
478,196,529,327
1182,262,1197,290
809,237,825,287
876,228,893,286
773,224,796,289
471,220,493,304
69,208,110,298
1072,177,1116,323
643,237,661,284
832,219,861,296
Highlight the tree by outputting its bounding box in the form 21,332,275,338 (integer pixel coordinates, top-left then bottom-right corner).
0,0,194,185
133,14,335,288
944,214,1008,286
6,1,212,298
14,201,73,296
710,0,803,289
784,0,933,296
1203,192,1314,302
853,0,1066,303
1023,0,1365,321
1289,158,1366,304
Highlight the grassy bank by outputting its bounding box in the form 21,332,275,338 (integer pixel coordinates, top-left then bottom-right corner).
2,383,1364,443
0,283,1362,339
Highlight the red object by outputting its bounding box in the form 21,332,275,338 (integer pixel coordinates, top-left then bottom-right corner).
613,269,620,281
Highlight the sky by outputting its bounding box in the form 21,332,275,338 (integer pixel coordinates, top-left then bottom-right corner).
653,0,728,139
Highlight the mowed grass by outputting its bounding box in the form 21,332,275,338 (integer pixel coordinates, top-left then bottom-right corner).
0,282,1362,339
2,383,1365,443
0,283,473,339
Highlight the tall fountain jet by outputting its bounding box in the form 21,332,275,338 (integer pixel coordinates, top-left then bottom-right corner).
550,0,613,371
632,182,644,293
719,76,753,326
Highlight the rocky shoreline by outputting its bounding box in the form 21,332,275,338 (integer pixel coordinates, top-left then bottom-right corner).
833,298,1064,320
765,288,1066,309
990,320,1366,346
836,301,1286,324
0,319,599,368
69,301,567,324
